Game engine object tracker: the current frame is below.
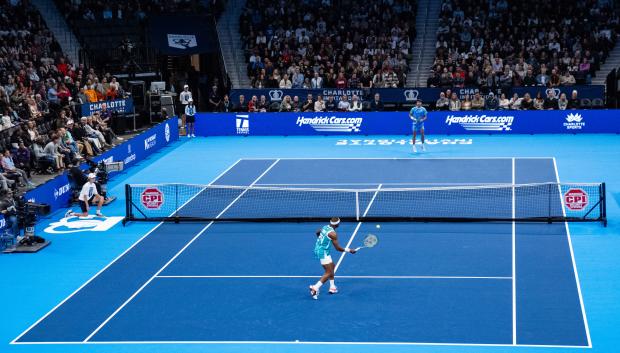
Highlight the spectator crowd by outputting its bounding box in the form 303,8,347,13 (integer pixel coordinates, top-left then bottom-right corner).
0,1,125,197
433,89,582,111
240,0,416,90
428,0,618,89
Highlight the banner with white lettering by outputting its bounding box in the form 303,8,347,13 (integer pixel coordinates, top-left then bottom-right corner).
80,98,134,116
195,110,620,136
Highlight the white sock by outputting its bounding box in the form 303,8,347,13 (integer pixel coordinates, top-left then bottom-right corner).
314,281,323,289
329,280,335,288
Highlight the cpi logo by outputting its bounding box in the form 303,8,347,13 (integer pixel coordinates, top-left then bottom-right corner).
268,90,284,101
141,187,164,209
564,188,589,211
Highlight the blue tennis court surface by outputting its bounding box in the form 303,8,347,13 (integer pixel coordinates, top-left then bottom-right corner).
12,157,590,347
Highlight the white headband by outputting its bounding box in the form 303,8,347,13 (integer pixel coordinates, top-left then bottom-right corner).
330,219,340,226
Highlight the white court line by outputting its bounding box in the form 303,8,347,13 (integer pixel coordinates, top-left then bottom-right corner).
155,275,512,280
10,340,590,348
240,157,555,160
334,184,382,273
254,182,508,186
82,159,281,343
511,157,517,345
10,158,244,345
553,157,592,348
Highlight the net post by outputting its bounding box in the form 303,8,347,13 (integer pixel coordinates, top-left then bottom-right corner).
355,191,360,221
123,184,131,226
601,182,607,227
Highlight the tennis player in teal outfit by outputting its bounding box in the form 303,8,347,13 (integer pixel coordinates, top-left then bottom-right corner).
409,99,428,152
309,217,356,300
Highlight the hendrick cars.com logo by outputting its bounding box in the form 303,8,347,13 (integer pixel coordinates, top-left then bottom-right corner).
141,187,164,209
564,188,588,211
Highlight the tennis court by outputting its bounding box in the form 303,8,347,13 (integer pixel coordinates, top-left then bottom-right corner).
13,157,591,347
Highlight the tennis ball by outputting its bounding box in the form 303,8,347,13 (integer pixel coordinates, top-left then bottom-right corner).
376,224,381,229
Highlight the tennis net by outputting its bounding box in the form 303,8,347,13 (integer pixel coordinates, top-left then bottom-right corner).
123,182,607,225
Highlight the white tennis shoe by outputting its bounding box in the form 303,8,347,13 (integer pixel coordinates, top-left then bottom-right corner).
422,143,426,151
328,287,338,294
412,145,417,153
309,285,319,300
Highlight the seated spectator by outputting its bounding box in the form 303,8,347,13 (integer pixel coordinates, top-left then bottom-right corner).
471,92,485,110
70,121,96,156
325,96,337,112
235,95,248,112
257,95,269,112
279,74,292,89
509,93,522,110
461,95,472,110
370,93,384,111
291,96,301,112
523,69,537,86
449,93,461,111
92,112,119,144
561,71,576,86
14,143,32,179
279,96,293,112
43,136,65,170
220,95,233,112
291,69,304,89
349,95,363,112
558,93,569,110
549,69,561,87
536,67,550,86
311,72,323,89
427,71,440,87
78,118,103,151
84,117,110,149
498,93,510,110
533,92,545,110
314,96,326,112
335,73,347,89
248,95,258,112
485,92,499,110
338,96,351,111
544,90,559,110
32,138,56,172
520,93,534,110
436,92,449,110
302,94,314,112
568,90,581,109
1,150,33,187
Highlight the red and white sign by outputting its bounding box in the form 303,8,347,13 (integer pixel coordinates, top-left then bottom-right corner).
564,188,588,211
141,187,164,209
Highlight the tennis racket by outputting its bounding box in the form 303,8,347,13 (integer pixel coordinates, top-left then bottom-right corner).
355,234,378,251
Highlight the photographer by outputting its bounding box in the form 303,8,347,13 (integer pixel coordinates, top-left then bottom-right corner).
65,173,105,218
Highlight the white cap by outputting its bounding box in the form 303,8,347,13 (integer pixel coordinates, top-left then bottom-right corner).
188,98,193,102
88,173,96,179
184,84,189,88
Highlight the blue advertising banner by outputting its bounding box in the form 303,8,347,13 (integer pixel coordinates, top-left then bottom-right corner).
229,85,604,105
26,117,179,213
195,110,620,136
80,98,134,116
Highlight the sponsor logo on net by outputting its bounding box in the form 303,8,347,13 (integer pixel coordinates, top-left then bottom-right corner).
236,114,250,134
144,134,157,150
297,115,363,132
336,138,473,146
141,187,164,210
53,183,72,200
167,34,197,49
564,113,585,130
445,114,514,131
44,215,124,234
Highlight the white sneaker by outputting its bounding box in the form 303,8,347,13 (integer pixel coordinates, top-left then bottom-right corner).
329,287,338,294
96,212,105,218
187,134,191,138
422,144,426,151
309,285,319,300
412,145,417,153
192,134,196,137
64,210,73,219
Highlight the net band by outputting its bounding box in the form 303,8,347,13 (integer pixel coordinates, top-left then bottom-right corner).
123,182,607,225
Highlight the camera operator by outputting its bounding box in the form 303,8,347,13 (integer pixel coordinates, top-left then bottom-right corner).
0,191,19,238
65,173,105,218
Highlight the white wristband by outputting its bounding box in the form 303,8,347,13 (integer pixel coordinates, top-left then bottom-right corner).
345,247,351,253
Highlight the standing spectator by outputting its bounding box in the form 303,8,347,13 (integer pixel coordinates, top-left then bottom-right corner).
208,86,221,112
485,93,499,110
568,90,581,109
370,93,384,111
314,95,326,112
179,85,192,112
498,93,511,110
435,92,449,110
349,95,363,112
449,93,461,111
